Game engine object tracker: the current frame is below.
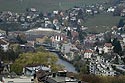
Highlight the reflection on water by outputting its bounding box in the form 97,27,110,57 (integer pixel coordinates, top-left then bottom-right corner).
54,53,77,73
57,58,77,73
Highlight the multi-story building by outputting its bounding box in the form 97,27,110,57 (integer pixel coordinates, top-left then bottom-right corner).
89,55,116,76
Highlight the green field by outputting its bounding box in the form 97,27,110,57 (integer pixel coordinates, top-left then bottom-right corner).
83,13,122,33
0,0,108,12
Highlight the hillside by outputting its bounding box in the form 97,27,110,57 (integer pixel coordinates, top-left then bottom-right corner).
0,0,108,12
84,13,122,33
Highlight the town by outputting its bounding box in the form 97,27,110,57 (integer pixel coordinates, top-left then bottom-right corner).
0,0,125,83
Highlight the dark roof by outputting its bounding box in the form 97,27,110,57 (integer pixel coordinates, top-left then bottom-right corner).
104,43,112,47
36,70,51,82
8,38,19,43
0,39,8,45
103,53,115,61
20,45,35,52
46,77,58,83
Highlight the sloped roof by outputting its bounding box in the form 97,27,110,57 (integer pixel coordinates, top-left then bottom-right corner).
84,49,93,53
25,65,51,71
104,43,112,47
0,39,8,45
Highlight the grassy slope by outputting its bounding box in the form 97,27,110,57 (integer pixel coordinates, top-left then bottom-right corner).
83,13,122,33
0,0,108,12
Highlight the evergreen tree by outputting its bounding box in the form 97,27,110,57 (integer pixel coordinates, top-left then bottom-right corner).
112,38,122,55
67,30,72,38
118,19,125,28
39,12,44,19
16,35,27,44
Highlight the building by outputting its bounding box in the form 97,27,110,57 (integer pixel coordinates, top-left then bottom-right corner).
103,43,113,53
35,70,85,83
89,55,116,76
61,43,72,54
83,49,93,59
0,38,9,52
4,77,33,83
24,65,51,76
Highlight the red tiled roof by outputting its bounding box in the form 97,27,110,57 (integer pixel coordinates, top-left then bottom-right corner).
84,49,93,53
104,43,112,47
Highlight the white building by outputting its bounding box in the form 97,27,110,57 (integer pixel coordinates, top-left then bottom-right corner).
84,49,93,59
107,7,115,12
24,65,51,76
61,43,72,54
89,55,116,76
0,38,9,52
51,35,64,50
103,43,113,53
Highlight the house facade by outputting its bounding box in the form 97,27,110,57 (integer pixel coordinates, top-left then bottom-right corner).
89,55,116,76
61,43,72,54
0,38,9,52
83,49,93,59
24,65,51,76
103,43,113,53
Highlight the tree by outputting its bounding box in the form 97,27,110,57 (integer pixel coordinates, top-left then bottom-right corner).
81,75,101,83
95,47,99,54
10,52,60,74
80,64,88,74
104,31,112,43
0,47,5,61
67,30,72,38
114,55,119,64
36,46,47,52
63,20,68,27
39,12,44,19
78,31,86,42
6,49,15,61
77,9,84,19
81,75,125,83
113,7,122,16
118,19,125,28
44,37,52,44
0,22,22,31
112,76,125,83
0,44,21,62
112,38,122,55
16,34,27,44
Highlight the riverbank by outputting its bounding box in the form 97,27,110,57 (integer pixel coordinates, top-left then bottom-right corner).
42,44,78,73
55,51,73,64
52,51,78,73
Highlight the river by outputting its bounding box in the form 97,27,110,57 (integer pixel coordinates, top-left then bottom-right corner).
53,53,77,73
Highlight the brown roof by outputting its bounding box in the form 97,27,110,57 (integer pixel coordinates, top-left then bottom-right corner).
71,31,79,38
84,50,93,53
104,43,112,47
0,39,8,45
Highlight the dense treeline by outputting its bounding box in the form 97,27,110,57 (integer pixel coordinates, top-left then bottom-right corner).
10,52,59,74
0,45,63,74
0,45,20,62
10,46,64,74
80,74,125,83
